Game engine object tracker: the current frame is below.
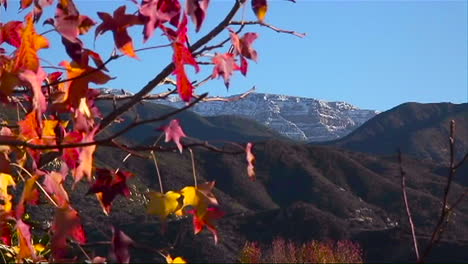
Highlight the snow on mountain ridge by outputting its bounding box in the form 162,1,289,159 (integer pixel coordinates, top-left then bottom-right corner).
156,92,379,142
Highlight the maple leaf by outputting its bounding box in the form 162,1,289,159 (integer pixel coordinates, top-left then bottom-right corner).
59,60,111,113
229,30,259,76
147,190,182,220
87,168,134,215
187,0,210,32
43,171,69,208
172,15,199,102
211,53,240,88
51,206,87,260
19,67,47,115
0,173,15,212
73,128,97,183
252,0,268,21
188,207,224,244
14,13,49,72
111,226,133,264
231,32,259,62
178,181,218,217
95,5,142,58
139,0,181,41
246,142,255,181
166,255,187,264
16,219,36,261
160,119,187,153
15,174,40,219
0,21,23,47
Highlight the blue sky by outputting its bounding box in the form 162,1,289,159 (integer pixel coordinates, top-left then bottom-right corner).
1,0,467,110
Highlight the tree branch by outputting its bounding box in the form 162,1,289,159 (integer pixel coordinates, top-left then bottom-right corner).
398,150,420,261
230,20,306,38
98,0,246,132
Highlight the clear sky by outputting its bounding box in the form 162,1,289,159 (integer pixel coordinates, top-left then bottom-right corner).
1,0,467,110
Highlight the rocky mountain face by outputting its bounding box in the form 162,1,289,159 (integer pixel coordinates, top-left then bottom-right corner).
157,93,379,142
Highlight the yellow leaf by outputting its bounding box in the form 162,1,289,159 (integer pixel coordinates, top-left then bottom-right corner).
0,173,16,212
147,191,182,219
42,120,58,139
179,182,218,217
166,255,187,264
34,243,45,253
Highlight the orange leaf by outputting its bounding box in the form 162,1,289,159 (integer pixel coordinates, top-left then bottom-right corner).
252,0,268,21
246,142,255,181
20,0,32,9
14,13,49,72
16,220,36,261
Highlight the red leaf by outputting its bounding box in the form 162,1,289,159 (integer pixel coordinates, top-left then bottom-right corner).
95,5,142,58
188,207,224,244
139,0,181,41
51,206,87,260
160,119,187,153
73,129,97,183
19,67,47,115
43,171,69,207
230,31,259,62
240,56,248,76
246,142,255,181
211,53,240,88
186,0,210,32
0,21,23,47
87,168,134,215
251,0,268,21
111,226,133,264
52,0,81,43
0,219,11,246
172,15,199,102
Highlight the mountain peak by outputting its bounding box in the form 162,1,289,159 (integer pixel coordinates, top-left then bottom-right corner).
157,92,378,142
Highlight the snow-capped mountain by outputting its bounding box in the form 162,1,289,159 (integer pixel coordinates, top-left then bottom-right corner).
158,93,378,142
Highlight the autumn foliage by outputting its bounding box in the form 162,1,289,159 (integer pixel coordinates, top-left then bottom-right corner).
0,0,294,262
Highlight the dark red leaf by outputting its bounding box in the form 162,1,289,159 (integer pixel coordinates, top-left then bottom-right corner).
51,206,87,260
87,168,134,215
240,56,248,76
111,226,133,264
0,21,23,47
186,0,210,32
230,31,259,62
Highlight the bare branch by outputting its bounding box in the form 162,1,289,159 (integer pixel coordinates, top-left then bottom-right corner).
398,150,420,261
230,20,306,38
420,120,457,262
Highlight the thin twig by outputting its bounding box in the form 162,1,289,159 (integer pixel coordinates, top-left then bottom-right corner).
398,150,420,261
151,133,165,193
420,120,457,262
230,20,306,38
188,148,197,187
